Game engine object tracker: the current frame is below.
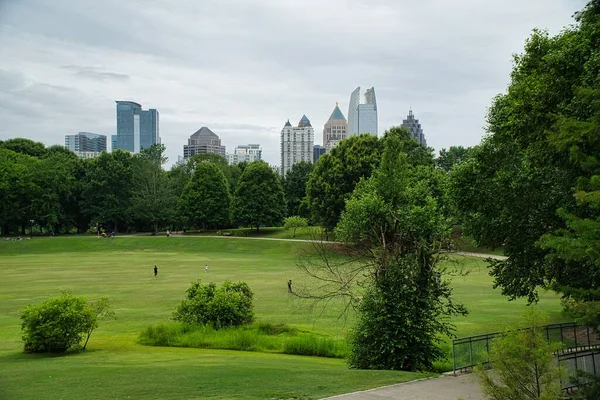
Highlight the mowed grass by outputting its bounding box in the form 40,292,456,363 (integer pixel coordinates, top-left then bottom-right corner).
0,236,564,399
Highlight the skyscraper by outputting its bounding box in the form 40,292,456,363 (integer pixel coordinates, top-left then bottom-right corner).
323,102,348,151
280,115,314,176
401,109,427,146
347,86,378,136
113,101,160,153
313,145,326,164
183,127,226,158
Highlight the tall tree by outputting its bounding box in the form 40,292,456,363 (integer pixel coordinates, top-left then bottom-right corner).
283,161,313,218
232,161,285,231
299,133,465,371
81,150,133,232
306,134,382,231
180,162,230,229
449,0,600,302
0,148,38,235
131,144,176,233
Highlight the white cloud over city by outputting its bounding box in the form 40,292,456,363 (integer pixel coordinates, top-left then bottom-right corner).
0,0,587,166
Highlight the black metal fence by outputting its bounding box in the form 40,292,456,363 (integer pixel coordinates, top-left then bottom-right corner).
558,348,600,392
452,322,600,373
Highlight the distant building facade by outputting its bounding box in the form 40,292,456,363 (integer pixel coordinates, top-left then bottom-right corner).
113,101,160,153
183,127,226,159
401,109,427,146
280,115,314,176
313,145,326,164
226,144,262,165
348,86,378,136
323,102,347,151
65,132,107,152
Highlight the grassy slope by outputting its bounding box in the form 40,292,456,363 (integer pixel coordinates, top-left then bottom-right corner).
0,237,562,399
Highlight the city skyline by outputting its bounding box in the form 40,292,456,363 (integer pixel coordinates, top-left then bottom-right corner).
0,0,586,167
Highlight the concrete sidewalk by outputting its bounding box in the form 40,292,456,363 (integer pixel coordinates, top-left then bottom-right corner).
322,374,484,400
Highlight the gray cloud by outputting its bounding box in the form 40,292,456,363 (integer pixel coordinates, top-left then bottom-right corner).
61,65,130,82
0,0,589,166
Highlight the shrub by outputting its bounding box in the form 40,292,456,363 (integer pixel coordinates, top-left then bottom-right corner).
283,216,308,238
173,280,254,329
20,293,112,353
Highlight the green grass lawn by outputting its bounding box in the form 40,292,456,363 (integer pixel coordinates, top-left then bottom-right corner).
0,236,562,399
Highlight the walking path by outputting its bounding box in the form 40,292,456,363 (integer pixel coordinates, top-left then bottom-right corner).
322,374,484,400
166,234,507,260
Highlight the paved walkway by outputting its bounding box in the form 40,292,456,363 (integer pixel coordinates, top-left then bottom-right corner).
322,374,484,400
165,234,506,260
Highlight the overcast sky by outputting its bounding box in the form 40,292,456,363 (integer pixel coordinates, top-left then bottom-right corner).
0,0,588,167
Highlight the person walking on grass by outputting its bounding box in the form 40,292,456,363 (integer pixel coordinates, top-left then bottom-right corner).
288,279,293,293
205,263,209,272
154,265,158,277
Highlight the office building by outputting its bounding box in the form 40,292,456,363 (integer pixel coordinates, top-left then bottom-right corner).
65,132,107,152
113,101,160,153
401,109,427,146
226,144,262,165
347,86,378,136
323,102,347,151
313,145,326,164
183,127,226,159
280,115,314,176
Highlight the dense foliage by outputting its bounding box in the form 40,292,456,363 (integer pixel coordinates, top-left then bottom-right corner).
20,293,112,353
450,0,600,303
173,280,254,329
232,161,286,231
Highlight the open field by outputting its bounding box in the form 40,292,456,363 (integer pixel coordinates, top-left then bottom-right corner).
0,236,563,399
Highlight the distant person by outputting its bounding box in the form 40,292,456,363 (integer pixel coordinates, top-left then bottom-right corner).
287,280,293,293
205,264,208,273
166,229,170,238
154,266,158,277
111,231,115,238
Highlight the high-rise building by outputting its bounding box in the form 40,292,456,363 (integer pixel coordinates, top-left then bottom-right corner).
280,115,314,176
347,86,378,136
323,102,348,151
226,144,262,165
113,101,160,153
401,109,427,146
183,127,226,159
65,132,107,152
313,145,326,164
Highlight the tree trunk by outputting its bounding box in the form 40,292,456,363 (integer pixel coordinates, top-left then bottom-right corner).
256,225,260,232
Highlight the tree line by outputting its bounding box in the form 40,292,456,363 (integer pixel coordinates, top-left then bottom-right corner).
0,133,467,237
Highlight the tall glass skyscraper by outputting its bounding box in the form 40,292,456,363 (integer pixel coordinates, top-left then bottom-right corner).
401,109,427,146
114,101,160,153
347,86,378,136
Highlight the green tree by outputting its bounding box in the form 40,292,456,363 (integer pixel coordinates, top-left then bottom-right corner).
0,148,38,235
283,161,313,218
299,133,465,371
450,1,600,302
173,280,254,329
20,293,112,353
232,161,285,231
0,138,46,157
180,162,230,229
284,216,308,238
81,150,133,232
306,134,382,231
475,309,565,400
131,144,176,233
436,146,474,172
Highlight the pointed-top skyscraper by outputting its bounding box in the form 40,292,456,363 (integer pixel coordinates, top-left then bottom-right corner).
401,109,427,146
347,87,378,136
323,102,348,151
281,115,314,176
